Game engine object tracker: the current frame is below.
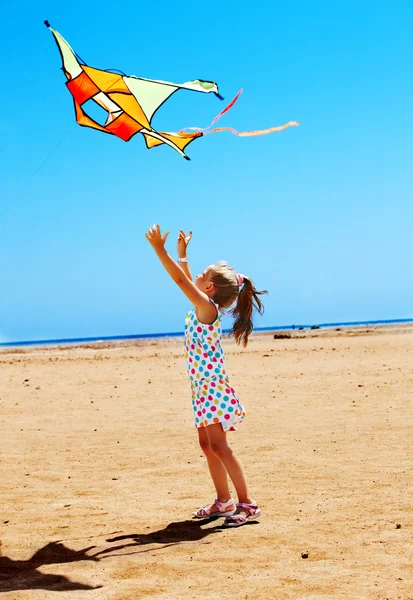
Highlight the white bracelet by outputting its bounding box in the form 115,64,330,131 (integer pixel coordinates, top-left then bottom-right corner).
178,258,188,263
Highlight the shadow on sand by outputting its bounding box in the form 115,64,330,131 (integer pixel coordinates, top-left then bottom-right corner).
0,541,102,593
93,517,226,558
1,517,258,593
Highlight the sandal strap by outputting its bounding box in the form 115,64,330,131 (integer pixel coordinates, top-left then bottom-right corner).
236,502,259,516
227,513,248,523
198,504,212,515
195,498,234,516
215,498,235,512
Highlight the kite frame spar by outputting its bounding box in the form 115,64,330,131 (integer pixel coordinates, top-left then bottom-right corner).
45,21,298,159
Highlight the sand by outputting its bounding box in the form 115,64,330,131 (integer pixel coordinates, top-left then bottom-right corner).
1,324,412,599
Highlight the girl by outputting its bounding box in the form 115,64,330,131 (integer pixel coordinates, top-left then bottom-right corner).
145,224,267,527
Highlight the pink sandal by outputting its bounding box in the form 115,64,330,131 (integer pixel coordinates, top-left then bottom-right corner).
223,501,261,527
193,498,236,519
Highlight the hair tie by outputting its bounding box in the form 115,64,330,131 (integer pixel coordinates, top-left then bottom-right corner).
236,273,245,287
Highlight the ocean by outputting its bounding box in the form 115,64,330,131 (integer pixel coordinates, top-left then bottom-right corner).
0,318,412,349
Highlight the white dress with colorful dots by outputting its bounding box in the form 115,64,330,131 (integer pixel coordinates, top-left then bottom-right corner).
184,302,246,431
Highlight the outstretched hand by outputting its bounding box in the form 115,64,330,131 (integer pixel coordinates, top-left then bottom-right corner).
145,224,170,252
177,229,192,258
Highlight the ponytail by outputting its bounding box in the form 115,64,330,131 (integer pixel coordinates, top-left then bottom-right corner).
229,277,267,347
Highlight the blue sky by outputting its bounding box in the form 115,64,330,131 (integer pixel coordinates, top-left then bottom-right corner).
1,1,412,342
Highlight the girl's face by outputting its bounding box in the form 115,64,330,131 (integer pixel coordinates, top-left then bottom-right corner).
195,266,215,295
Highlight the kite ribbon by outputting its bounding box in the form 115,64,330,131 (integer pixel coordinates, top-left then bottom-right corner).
180,89,244,133
205,122,299,137
179,88,299,137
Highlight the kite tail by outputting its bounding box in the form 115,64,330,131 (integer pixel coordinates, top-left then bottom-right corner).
205,121,299,137
179,88,299,137
179,89,243,133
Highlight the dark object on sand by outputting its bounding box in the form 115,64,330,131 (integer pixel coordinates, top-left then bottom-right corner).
301,552,309,559
311,325,320,330
273,333,291,339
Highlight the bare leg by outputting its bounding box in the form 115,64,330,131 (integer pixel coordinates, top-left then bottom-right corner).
197,427,235,514
205,424,252,505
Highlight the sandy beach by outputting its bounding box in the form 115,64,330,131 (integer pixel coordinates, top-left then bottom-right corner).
1,323,412,599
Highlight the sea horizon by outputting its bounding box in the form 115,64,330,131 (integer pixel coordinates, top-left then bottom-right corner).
0,318,412,349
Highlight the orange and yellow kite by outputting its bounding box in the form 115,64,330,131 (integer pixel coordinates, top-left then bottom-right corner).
45,22,298,160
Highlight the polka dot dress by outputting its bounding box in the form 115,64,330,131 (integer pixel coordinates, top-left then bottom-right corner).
184,303,246,431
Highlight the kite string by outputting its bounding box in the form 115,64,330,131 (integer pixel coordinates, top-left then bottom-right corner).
0,131,71,220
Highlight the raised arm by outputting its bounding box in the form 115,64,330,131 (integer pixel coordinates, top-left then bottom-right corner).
177,230,193,281
145,224,216,322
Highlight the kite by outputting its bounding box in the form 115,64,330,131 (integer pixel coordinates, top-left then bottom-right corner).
45,22,298,160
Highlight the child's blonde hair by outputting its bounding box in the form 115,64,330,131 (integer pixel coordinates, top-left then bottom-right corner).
208,261,267,347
